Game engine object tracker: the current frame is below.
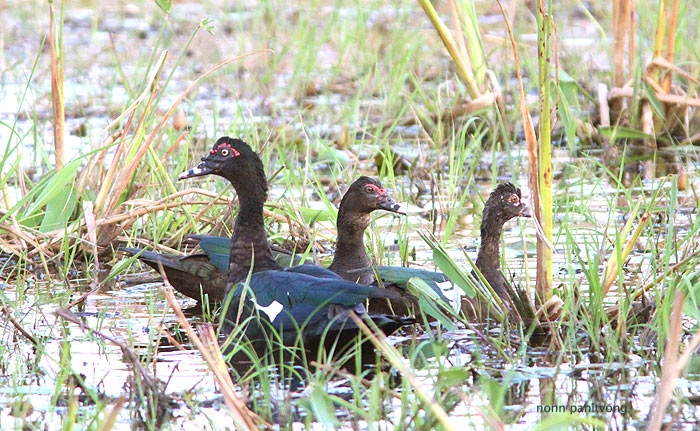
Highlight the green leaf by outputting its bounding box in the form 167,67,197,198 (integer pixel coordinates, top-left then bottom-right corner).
557,68,576,84
557,86,576,150
154,0,172,14
437,367,470,388
598,126,653,141
40,183,78,232
407,277,456,331
643,83,666,120
419,231,476,298
19,159,82,229
296,206,336,223
306,383,340,428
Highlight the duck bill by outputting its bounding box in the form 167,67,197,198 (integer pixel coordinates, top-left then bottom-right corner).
520,204,532,217
179,162,213,180
378,195,404,215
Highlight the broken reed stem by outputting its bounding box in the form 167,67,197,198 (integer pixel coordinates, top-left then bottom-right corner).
651,0,667,60
605,247,700,319
608,86,700,108
661,0,679,95
54,307,162,399
0,306,41,348
159,280,262,430
645,292,700,431
612,0,631,90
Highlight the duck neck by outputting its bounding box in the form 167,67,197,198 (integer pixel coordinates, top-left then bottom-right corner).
475,209,505,277
476,225,502,270
228,186,281,283
328,211,374,285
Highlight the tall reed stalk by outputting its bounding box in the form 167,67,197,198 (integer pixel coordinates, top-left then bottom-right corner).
534,0,554,306
49,0,65,170
496,0,555,314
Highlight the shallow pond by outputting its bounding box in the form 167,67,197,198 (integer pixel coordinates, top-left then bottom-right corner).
3,165,700,429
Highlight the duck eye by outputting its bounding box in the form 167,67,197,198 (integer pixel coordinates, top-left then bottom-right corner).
220,149,229,156
365,185,375,193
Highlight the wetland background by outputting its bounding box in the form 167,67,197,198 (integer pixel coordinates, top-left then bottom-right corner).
1,0,700,429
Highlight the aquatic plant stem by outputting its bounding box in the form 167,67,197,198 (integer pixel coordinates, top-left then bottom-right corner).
49,0,65,170
349,313,458,431
54,307,167,420
417,0,481,100
646,292,700,431
535,0,554,307
612,0,633,115
160,281,262,430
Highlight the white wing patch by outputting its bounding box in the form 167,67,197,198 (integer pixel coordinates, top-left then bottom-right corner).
436,280,460,311
254,300,284,322
436,280,454,292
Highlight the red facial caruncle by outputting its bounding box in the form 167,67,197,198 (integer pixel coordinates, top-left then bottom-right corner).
212,142,241,157
364,183,385,194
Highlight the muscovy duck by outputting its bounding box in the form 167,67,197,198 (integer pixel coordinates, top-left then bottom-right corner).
324,176,451,316
177,137,415,354
463,182,531,318
122,180,529,322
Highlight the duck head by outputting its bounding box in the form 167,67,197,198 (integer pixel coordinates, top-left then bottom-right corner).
341,176,403,215
179,137,268,197
484,182,531,223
